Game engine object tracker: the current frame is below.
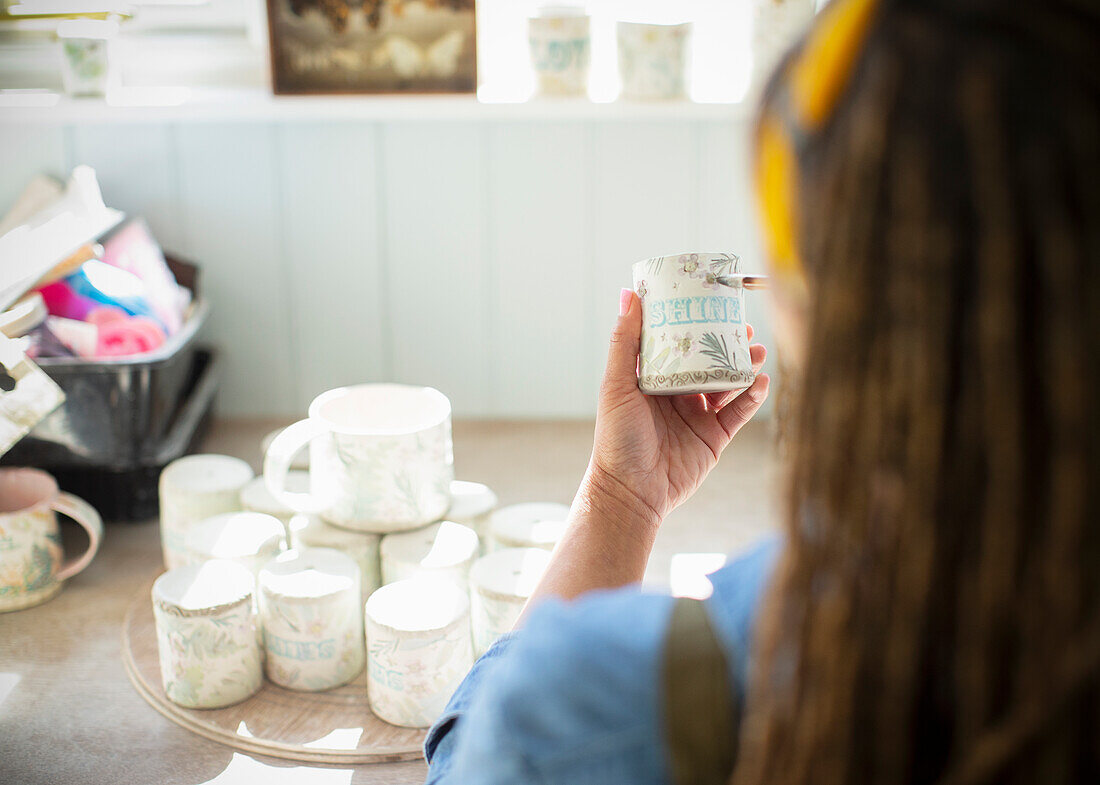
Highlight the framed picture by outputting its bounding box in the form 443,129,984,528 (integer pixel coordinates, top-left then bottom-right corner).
266,0,477,95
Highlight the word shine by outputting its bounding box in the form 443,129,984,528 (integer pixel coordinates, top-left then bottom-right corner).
647,296,743,328
265,632,336,661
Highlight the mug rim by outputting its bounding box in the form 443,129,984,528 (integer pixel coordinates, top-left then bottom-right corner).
0,467,59,516
307,383,452,436
529,6,589,20
617,20,692,32
632,251,745,271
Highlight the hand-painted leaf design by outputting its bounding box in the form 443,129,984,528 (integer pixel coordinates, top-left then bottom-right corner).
698,332,738,372
651,346,671,371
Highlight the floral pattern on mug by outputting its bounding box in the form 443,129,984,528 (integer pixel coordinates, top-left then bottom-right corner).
311,419,453,531
366,618,473,728
153,603,263,709
700,270,723,289
0,509,64,611
260,588,365,692
677,253,702,277
671,332,696,358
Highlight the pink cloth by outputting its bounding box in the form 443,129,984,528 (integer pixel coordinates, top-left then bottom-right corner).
86,306,129,328
38,280,97,322
92,309,166,357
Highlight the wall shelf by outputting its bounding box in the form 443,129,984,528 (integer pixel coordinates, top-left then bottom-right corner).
0,86,754,125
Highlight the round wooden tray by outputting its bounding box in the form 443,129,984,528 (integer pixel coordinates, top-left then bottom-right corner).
121,585,426,764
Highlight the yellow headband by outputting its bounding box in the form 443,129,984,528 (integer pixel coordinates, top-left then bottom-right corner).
755,0,879,305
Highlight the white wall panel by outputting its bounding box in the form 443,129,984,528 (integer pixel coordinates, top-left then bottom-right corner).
67,124,186,254
487,122,591,417
699,121,778,414
175,123,296,417
589,123,699,391
0,117,773,419
382,122,490,417
0,125,66,217
278,123,388,412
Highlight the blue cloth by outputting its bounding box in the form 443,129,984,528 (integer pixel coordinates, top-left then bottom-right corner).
424,536,781,784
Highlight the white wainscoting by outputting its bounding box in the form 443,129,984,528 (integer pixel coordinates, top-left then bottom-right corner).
0,116,775,418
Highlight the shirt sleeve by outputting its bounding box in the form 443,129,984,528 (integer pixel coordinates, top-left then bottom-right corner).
425,588,677,785
703,535,783,689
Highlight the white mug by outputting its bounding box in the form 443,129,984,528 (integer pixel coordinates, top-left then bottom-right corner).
158,454,254,570
617,21,691,101
365,577,473,728
265,384,454,533
258,548,365,692
0,467,102,613
632,252,764,395
529,8,590,97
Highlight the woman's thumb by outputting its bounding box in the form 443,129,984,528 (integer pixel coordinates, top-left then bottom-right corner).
603,289,642,390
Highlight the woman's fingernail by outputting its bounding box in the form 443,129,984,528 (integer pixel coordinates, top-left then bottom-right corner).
619,288,633,316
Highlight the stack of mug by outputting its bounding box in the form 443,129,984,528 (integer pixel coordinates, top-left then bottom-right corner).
152,383,563,729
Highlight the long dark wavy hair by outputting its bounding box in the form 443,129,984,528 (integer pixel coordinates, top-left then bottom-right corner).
734,1,1100,784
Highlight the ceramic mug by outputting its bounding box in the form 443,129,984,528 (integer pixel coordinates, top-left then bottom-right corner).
617,21,691,101
365,577,474,728
258,548,365,692
265,384,454,533
529,7,590,97
632,252,766,395
469,547,550,656
152,559,263,709
0,467,102,613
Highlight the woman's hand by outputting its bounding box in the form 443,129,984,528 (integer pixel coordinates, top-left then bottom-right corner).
582,289,770,529
523,290,769,607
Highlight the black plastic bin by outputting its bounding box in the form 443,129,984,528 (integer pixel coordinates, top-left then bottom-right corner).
3,300,221,521
32,348,220,521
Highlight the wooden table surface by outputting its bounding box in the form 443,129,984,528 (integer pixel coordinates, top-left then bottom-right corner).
0,418,777,785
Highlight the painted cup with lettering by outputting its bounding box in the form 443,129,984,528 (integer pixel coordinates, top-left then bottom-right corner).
631,253,756,395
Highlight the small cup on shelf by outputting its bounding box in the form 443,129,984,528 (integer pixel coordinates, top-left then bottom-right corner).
616,21,692,101
528,6,591,97
57,18,119,98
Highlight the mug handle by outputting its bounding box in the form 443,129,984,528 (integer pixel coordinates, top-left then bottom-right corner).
264,418,327,513
52,492,104,582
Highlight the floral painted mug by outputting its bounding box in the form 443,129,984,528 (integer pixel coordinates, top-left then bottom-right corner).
617,21,692,101
632,252,766,395
265,384,454,532
0,467,103,613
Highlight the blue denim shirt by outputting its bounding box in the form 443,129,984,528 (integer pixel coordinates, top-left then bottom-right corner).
424,537,781,784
